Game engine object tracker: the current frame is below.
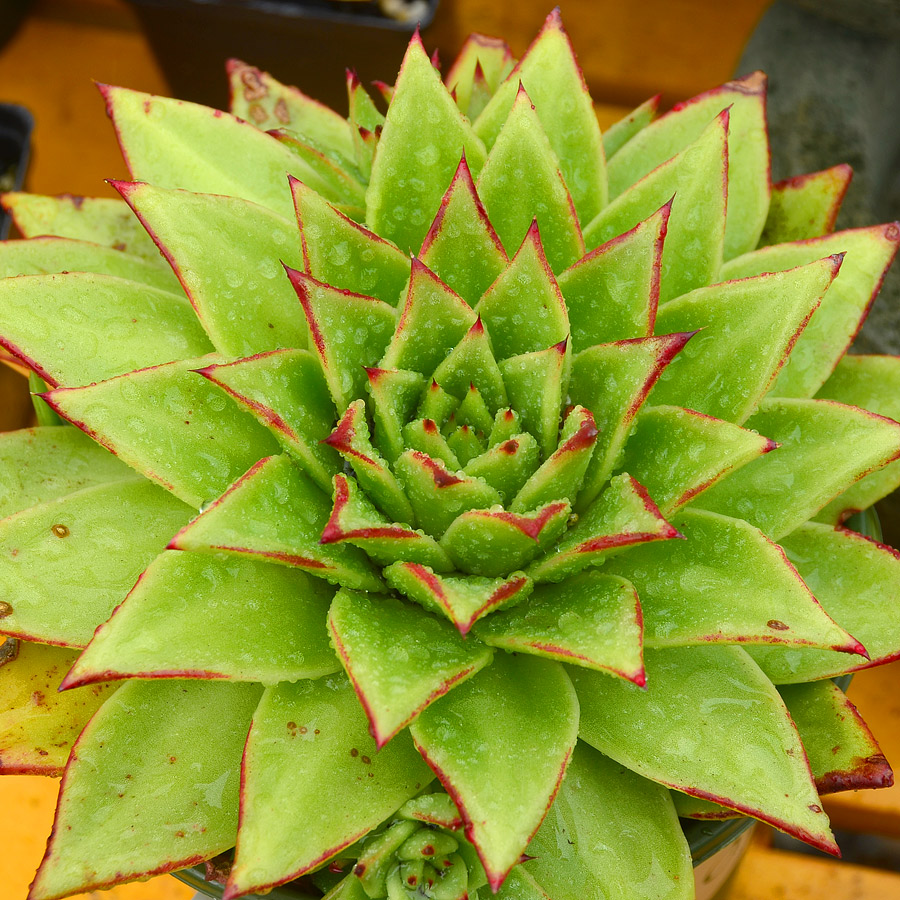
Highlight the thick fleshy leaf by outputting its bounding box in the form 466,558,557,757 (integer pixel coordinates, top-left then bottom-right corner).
585,110,728,302
525,742,693,900
367,34,487,254
322,474,453,571
571,333,691,507
327,589,493,746
0,479,191,647
417,378,461,430
0,641,115,775
477,87,585,273
440,501,570,577
404,419,462,469
602,95,660,159
573,645,838,855
116,181,308,356
0,236,179,293
464,432,541,504
511,406,597,512
500,341,567,458
0,272,212,388
410,653,579,891
780,680,892,795
419,154,508,305
603,508,863,653
381,259,477,375
292,177,410,307
367,368,426,464
30,680,262,900
0,426,133,520
347,70,385,135
558,202,668,350
651,258,841,424
395,451,500,538
454,384,494,434
608,72,769,260
383,563,533,635
527,473,676,583
749,523,900,682
63,550,338,688
446,33,514,118
102,84,349,217
760,165,854,245
326,402,414,524
169,455,382,592
474,10,607,225
227,59,355,158
269,129,366,209
447,425,486,467
727,224,900,398
475,223,570,359
287,267,396,412
815,355,900,521
43,358,280,508
616,405,776,515
197,350,339,492
472,572,644,683
0,193,159,260
697,397,900,539
433,318,508,414
227,674,433,898
488,408,522,446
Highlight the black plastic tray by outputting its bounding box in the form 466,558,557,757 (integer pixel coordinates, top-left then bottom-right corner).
0,101,32,238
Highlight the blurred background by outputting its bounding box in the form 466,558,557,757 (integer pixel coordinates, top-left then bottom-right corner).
0,1,899,898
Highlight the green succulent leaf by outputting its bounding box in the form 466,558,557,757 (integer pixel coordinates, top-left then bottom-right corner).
102,85,334,218
571,332,691,507
0,192,160,260
228,59,356,159
759,165,853,245
528,473,677,584
558,202,668,350
169,454,381,591
749,523,900,682
410,652,579,891
229,674,433,898
328,589,494,746
463,432,541,503
0,272,212,388
0,479,191,647
608,72,769,260
197,350,340,492
43,358,280,508
652,258,842,423
525,742,693,900
697,397,900,539
0,426,133,519
616,405,776,515
63,550,338,687
815,355,900,521
367,34,487,254
722,224,900,397
434,318,508,415
585,110,728,302
29,679,262,900
472,572,644,683
447,425,486,468
0,640,116,776
604,508,864,652
574,644,838,854
383,563,533,635
779,680,892,794
291,177,410,306
474,10,607,225
115,180,308,356
403,419,462,470
602,95,660,159
477,87,585,273
440,501,570,577
419,155,508,305
367,368,427,464
446,33,515,119
0,236,179,292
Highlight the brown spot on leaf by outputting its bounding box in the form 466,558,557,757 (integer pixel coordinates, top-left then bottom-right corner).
32,691,45,706
767,619,789,631
175,830,186,838
0,602,12,619
51,523,70,538
274,98,290,124
361,755,371,765
169,756,177,764
350,748,359,757
249,103,268,124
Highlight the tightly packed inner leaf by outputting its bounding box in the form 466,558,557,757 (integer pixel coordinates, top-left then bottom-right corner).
1,10,900,900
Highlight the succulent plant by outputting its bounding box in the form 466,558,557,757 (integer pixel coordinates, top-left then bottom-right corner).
2,10,900,900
